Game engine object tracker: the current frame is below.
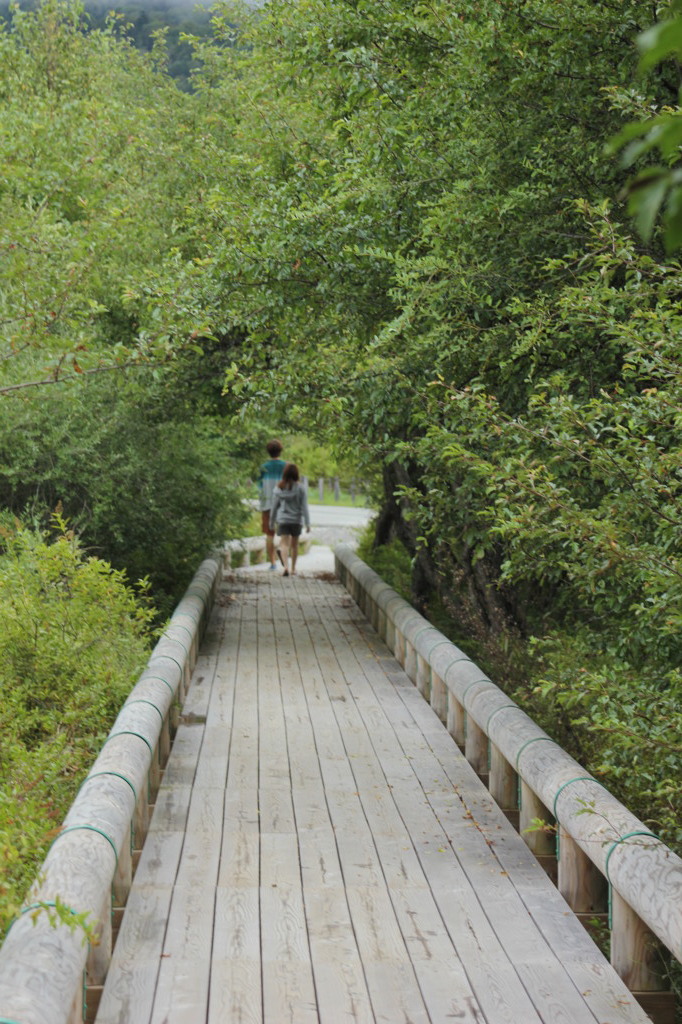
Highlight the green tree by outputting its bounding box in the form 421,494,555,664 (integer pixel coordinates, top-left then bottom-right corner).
183,0,682,839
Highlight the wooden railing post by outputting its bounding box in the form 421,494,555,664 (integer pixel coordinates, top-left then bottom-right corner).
611,890,674,1024
148,743,162,802
86,895,112,986
465,715,488,783
416,654,431,700
519,780,556,880
430,671,447,723
404,641,417,684
112,824,133,907
394,628,406,669
489,743,518,827
446,694,465,748
159,712,171,766
558,830,607,915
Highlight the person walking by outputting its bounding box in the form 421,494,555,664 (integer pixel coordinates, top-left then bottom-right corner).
269,463,311,576
257,439,287,570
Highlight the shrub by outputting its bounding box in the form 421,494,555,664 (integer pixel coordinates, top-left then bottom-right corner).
0,517,154,929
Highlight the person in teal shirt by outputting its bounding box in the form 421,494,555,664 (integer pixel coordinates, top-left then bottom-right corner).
258,439,286,570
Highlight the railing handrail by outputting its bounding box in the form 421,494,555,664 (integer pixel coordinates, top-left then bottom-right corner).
0,552,224,1024
334,543,682,974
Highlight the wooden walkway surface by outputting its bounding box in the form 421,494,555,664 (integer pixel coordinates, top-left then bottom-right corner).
95,568,652,1024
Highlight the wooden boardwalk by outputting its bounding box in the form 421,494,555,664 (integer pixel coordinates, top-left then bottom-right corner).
94,568,652,1024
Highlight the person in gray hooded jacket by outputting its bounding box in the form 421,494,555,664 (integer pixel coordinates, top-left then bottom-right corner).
269,463,311,576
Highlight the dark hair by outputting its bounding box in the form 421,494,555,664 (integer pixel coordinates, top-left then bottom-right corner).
278,462,300,490
266,438,283,457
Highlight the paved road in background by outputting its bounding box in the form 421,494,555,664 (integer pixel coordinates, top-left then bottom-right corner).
308,503,375,528
307,503,376,553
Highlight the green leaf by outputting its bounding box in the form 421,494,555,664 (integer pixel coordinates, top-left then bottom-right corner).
663,176,682,252
625,167,669,241
637,18,682,72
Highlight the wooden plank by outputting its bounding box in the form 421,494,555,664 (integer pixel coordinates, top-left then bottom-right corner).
260,887,318,1024
212,885,260,961
218,826,259,889
261,961,318,1024
173,786,224,889
150,885,215,1024
207,960,262,1024
193,725,232,789
258,786,294,835
303,885,373,1022
260,832,302,888
95,885,173,1024
361,961,431,1024
326,575,657,1024
362,662,653,1023
132,831,185,888
159,722,204,787
255,579,320,1024
308,579,581,1024
389,886,484,1022
297,823,344,890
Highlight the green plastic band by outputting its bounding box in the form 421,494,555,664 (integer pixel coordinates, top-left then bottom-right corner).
124,698,164,723
515,735,554,772
460,677,490,706
55,824,118,867
485,703,518,733
0,1018,23,1023
85,770,137,802
5,899,86,940
141,673,176,696
176,606,201,623
604,831,659,887
409,622,435,645
552,776,598,824
149,653,185,676
19,899,80,918
427,638,459,659
159,630,188,655
167,622,194,640
443,655,473,680
103,730,153,756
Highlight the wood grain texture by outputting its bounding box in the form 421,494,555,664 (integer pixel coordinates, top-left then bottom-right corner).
89,566,659,1024
335,543,682,978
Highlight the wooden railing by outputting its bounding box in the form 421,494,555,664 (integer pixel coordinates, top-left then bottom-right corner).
0,553,224,1024
335,543,680,1024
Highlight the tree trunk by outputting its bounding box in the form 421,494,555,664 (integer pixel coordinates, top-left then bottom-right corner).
373,458,524,638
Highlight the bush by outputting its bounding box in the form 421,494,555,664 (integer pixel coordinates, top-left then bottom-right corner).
0,373,250,617
0,517,154,929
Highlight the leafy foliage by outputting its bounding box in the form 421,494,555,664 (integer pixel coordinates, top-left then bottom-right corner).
611,0,682,252
0,517,153,928
182,0,682,844
0,371,250,615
